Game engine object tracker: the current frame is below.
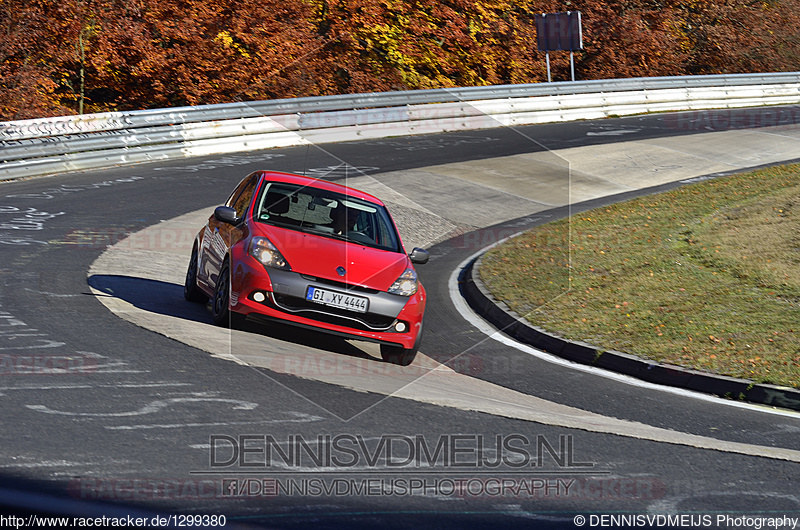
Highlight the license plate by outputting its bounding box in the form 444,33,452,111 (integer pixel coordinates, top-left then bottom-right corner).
306,287,368,313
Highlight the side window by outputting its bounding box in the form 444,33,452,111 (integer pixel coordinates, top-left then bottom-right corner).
226,174,254,207
228,175,258,219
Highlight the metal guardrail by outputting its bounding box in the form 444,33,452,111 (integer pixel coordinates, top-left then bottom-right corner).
2,73,800,181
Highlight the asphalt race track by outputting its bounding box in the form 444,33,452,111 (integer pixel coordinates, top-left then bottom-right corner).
2,107,800,527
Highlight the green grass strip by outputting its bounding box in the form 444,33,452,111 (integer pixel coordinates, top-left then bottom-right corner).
479,164,800,387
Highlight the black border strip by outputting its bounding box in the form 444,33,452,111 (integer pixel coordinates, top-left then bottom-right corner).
459,251,800,414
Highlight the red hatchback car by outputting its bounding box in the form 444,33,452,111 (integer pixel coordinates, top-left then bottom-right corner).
184,171,429,365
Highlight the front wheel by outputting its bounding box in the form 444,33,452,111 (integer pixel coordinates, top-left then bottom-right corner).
211,259,244,328
184,245,208,303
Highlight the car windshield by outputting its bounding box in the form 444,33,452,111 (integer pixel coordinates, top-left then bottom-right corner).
253,181,402,252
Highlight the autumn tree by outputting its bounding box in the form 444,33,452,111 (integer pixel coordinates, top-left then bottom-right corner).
572,0,689,79
1,0,84,119
82,0,329,109
3,0,800,120
310,0,550,92
674,0,800,74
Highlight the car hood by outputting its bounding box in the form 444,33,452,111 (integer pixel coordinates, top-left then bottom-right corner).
264,227,411,290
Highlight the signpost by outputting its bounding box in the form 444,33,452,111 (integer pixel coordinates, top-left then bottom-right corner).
535,11,583,82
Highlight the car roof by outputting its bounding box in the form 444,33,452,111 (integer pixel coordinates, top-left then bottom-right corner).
257,171,386,206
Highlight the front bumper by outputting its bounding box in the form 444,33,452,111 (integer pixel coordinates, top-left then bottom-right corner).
229,254,425,349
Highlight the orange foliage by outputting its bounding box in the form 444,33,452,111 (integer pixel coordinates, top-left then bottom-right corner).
2,0,800,120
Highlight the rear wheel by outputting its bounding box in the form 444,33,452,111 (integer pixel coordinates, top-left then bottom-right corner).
211,259,244,328
380,320,423,366
184,245,208,303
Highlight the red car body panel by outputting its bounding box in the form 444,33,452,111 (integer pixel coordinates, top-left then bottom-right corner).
249,223,411,290
190,171,427,351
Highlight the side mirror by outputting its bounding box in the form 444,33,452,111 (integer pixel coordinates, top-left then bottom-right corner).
409,247,429,265
214,206,240,225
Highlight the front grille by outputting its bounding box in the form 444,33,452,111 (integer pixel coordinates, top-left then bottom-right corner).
270,293,396,331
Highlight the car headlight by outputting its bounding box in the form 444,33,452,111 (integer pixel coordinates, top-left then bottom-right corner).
388,269,418,296
249,237,291,271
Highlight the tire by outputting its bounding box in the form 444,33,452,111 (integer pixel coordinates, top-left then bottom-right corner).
184,245,208,303
380,320,423,366
211,259,245,328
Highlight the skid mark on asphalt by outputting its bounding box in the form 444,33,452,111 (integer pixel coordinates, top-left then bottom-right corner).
0,458,136,471
26,396,258,417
